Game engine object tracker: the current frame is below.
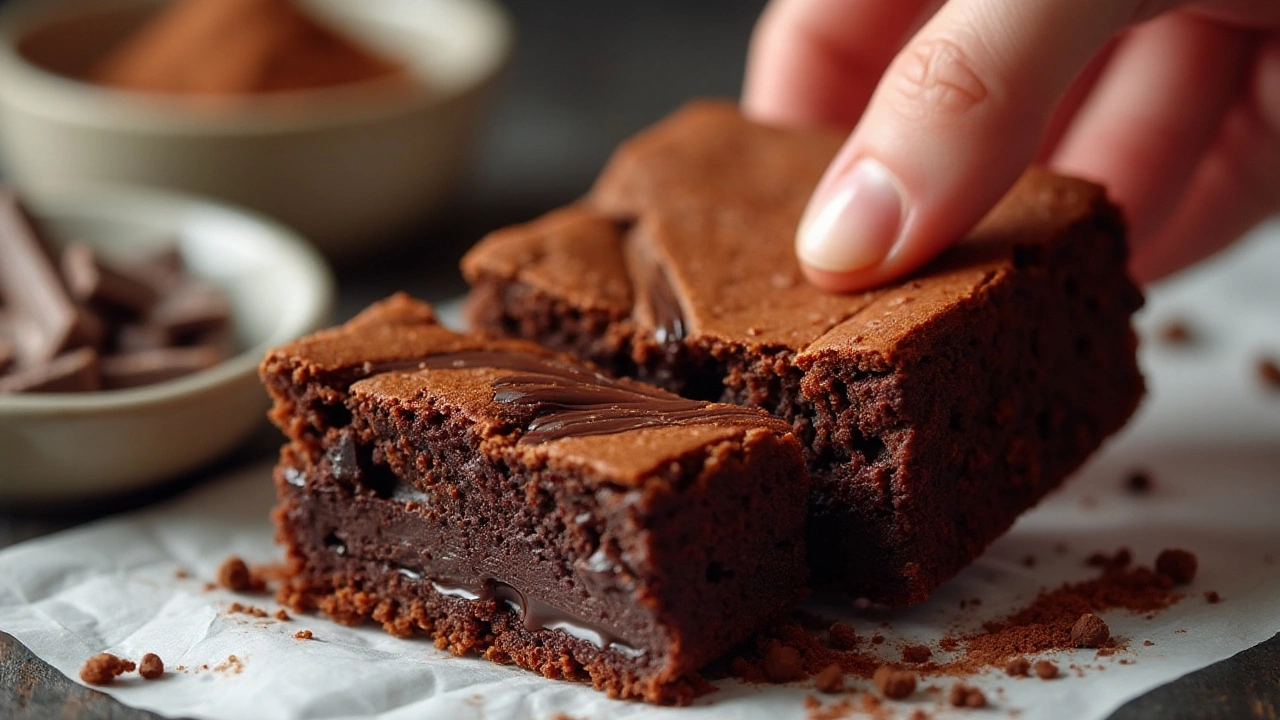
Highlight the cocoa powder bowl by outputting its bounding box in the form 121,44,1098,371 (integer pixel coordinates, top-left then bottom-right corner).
0,0,512,258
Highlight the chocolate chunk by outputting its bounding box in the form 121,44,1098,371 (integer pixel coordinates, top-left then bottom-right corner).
61,243,159,315
1034,660,1059,679
813,663,843,693
147,279,229,340
1071,613,1110,648
114,322,176,353
0,348,100,394
0,192,102,362
99,345,223,390
1205,590,1222,604
1155,548,1198,584
872,665,916,699
127,246,185,292
138,653,164,680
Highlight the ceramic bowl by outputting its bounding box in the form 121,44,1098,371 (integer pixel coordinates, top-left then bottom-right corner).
0,185,333,503
0,0,512,258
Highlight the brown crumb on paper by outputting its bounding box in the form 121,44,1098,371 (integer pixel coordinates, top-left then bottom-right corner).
873,665,916,699
217,556,252,592
1006,657,1031,676
139,653,164,680
813,663,843,693
275,609,291,621
827,622,859,650
79,653,135,686
1155,549,1198,584
1205,590,1222,604
1034,661,1059,679
214,655,244,674
1125,470,1153,495
1071,613,1111,648
949,683,987,708
295,630,313,640
1257,358,1280,389
1159,320,1194,345
902,644,932,663
762,644,805,683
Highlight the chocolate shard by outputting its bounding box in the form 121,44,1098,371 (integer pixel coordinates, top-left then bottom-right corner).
62,243,160,315
0,348,100,394
0,192,103,362
146,279,230,340
99,345,224,390
126,245,185,293
114,322,176,354
0,311,14,375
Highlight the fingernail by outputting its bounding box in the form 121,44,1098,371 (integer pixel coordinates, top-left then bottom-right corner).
796,158,905,273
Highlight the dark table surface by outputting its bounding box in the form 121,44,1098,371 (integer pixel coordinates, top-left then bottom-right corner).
2,1,1277,717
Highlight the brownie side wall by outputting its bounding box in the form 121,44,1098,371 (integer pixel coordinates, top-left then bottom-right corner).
806,210,1144,604
348,392,806,681
271,459,702,705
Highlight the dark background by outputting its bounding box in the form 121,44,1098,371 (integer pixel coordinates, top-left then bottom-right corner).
1,1,1277,718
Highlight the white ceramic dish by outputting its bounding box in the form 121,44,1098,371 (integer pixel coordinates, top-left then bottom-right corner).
0,0,512,258
0,185,333,503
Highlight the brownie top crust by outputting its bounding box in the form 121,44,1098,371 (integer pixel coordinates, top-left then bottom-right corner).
462,100,1131,363
265,294,791,484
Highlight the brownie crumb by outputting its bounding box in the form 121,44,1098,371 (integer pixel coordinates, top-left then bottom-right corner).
274,609,291,621
173,568,190,579
1257,358,1280,389
217,556,252,592
1205,591,1222,604
1006,657,1031,677
872,665,916,699
1034,661,1059,679
908,711,932,720
79,653,135,686
762,645,804,683
1143,640,1154,647
1086,548,1132,572
813,663,844,694
949,683,987,708
227,602,244,613
1159,320,1194,345
902,644,933,664
1071,613,1111,648
826,622,859,650
1155,549,1198,584
870,634,885,645
1125,470,1153,495
138,653,164,680
294,629,313,640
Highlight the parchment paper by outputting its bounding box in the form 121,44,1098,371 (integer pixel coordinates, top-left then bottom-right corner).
2,224,1278,720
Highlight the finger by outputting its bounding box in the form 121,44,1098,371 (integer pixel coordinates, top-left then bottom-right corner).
1034,38,1120,163
794,0,1178,292
743,0,937,130
1051,12,1254,244
1134,35,1280,282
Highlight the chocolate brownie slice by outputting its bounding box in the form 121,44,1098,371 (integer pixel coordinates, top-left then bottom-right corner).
261,295,808,704
462,101,1145,605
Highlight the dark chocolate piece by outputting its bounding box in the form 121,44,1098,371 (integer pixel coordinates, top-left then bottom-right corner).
147,280,230,340
263,295,808,704
62,243,159,315
0,348,99,394
99,346,223,390
462,101,1146,605
0,192,102,362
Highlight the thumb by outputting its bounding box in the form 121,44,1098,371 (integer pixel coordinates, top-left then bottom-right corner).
796,0,1169,292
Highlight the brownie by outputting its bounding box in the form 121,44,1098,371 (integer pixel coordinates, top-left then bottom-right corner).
261,294,808,704
462,101,1145,605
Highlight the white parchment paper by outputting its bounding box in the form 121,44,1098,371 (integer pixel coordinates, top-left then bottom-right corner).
2,225,1278,720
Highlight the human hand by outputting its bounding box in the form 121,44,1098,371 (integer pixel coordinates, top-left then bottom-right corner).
744,0,1280,291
